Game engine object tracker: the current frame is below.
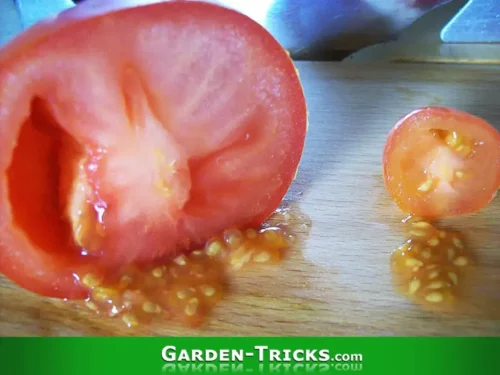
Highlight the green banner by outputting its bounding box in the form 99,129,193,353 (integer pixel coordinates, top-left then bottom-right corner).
0,337,498,375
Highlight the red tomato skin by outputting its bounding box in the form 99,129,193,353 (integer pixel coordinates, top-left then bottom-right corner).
383,106,500,218
0,1,307,299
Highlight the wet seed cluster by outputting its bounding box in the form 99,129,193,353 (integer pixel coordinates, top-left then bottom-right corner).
418,130,475,193
441,130,474,157
391,220,472,308
79,226,293,328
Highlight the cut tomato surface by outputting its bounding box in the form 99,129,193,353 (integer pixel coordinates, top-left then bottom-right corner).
383,107,500,218
0,0,307,299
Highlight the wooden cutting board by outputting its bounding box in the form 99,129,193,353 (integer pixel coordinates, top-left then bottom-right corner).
1,62,499,336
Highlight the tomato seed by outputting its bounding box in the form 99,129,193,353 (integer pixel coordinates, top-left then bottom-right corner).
81,273,101,288
184,298,199,317
79,221,292,328
391,221,471,310
425,292,444,303
408,279,421,295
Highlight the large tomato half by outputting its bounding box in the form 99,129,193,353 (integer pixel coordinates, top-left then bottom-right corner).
383,107,500,218
0,0,307,299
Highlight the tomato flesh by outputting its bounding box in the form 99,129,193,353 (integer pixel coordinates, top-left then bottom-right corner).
383,107,500,218
0,1,307,298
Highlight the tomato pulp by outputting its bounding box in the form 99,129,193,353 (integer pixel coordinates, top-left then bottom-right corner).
383,107,500,218
0,1,307,299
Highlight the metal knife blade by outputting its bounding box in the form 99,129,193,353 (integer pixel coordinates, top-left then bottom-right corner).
2,0,457,60
0,0,22,47
441,0,500,43
16,0,75,28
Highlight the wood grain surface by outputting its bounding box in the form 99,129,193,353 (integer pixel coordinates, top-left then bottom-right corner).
1,62,500,336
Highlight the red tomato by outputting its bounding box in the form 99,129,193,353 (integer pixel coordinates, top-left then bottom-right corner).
383,107,500,218
0,1,307,299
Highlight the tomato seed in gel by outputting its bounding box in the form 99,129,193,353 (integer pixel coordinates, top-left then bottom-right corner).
391,220,473,310
77,220,294,328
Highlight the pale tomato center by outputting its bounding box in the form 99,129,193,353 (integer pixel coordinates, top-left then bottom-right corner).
425,145,465,192
413,129,475,196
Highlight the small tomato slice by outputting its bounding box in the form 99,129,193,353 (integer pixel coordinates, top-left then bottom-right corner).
0,1,307,298
383,107,500,218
